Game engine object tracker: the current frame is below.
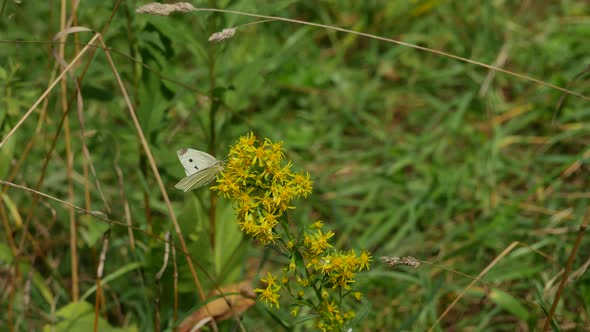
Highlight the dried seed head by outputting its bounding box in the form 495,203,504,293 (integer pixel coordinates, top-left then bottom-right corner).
136,2,196,16
208,28,236,42
381,256,420,268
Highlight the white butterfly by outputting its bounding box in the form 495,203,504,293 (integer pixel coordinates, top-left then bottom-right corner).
174,148,224,192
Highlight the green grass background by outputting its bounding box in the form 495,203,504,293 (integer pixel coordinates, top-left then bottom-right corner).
1,1,590,331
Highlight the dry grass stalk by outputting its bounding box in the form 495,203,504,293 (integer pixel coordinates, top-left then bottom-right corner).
155,232,171,332
156,232,171,280
208,28,236,42
94,229,111,332
135,2,195,16
428,241,520,331
172,238,179,330
381,256,421,268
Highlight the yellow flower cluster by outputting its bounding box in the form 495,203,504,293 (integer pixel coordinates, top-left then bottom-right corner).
213,133,372,331
213,132,312,244
307,248,372,290
315,300,355,332
255,272,281,308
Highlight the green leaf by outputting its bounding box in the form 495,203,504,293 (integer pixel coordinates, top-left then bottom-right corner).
20,262,56,307
80,262,142,302
43,301,137,332
214,198,244,282
78,215,110,247
0,242,13,264
489,288,530,322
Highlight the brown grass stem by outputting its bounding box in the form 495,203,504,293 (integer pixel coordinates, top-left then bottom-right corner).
154,232,171,332
94,229,111,332
58,0,79,301
172,238,179,332
542,208,590,331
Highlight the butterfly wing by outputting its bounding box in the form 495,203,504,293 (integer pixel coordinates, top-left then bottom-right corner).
174,163,223,192
177,148,218,176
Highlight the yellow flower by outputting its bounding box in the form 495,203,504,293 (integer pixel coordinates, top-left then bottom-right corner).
296,276,309,287
312,220,324,229
305,229,334,255
238,132,257,147
291,172,312,197
357,250,372,271
255,272,281,308
261,272,278,287
353,292,362,300
254,285,280,308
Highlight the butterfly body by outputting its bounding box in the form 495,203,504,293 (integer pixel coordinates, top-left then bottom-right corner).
175,148,223,192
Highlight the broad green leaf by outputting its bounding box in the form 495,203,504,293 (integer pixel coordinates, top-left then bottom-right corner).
214,198,244,282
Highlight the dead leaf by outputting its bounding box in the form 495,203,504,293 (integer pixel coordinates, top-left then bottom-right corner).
178,280,256,332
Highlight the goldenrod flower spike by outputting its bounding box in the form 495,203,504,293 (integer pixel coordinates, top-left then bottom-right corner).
213,132,371,330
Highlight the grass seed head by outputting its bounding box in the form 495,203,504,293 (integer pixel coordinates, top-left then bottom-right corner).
135,2,196,16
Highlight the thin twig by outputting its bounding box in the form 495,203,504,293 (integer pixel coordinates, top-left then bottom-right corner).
94,229,111,332
172,237,179,332
23,262,33,331
154,232,171,332
114,154,135,250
